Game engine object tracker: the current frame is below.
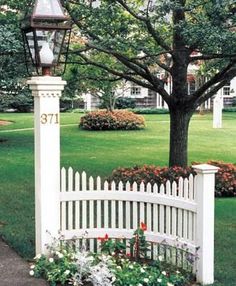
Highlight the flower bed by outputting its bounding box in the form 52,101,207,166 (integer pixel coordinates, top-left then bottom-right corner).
109,161,236,197
79,110,145,130
30,225,194,286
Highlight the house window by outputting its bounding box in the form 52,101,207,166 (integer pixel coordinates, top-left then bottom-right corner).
130,85,141,96
223,84,231,96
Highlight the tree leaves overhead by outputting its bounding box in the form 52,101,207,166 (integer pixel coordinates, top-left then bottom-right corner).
65,0,236,104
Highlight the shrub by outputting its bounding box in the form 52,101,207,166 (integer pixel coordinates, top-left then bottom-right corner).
132,108,169,114
109,165,194,186
115,97,136,109
80,110,145,130
109,161,236,197
223,107,236,112
207,161,236,197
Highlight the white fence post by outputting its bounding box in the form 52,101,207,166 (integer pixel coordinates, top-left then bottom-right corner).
193,164,218,285
28,76,66,255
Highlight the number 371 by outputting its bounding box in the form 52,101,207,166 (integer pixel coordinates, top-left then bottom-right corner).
40,113,59,124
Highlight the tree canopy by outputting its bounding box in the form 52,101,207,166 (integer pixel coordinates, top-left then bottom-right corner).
0,2,31,111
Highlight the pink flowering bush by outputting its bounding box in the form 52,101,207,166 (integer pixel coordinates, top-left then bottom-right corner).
80,110,145,130
109,161,236,197
109,165,195,186
206,161,236,197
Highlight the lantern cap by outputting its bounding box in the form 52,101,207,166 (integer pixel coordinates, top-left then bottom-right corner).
21,0,71,30
33,0,66,19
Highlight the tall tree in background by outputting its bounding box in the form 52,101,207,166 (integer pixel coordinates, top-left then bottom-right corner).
0,3,31,112
64,0,236,167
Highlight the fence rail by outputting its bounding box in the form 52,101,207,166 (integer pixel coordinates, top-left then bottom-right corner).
60,167,197,255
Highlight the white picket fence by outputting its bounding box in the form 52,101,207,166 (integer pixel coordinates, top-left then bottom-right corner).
59,164,218,285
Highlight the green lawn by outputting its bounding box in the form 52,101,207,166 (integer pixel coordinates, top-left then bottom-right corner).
0,112,235,286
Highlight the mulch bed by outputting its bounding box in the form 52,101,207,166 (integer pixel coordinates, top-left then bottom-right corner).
0,120,12,126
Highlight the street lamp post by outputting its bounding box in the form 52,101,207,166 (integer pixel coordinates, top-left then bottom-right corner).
21,0,72,255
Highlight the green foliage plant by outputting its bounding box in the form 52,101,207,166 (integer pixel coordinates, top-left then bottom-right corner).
129,222,150,260
114,97,136,109
98,234,126,256
80,110,145,130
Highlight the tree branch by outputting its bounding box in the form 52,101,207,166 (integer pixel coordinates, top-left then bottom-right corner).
191,61,236,99
75,53,170,100
190,53,236,62
116,0,171,51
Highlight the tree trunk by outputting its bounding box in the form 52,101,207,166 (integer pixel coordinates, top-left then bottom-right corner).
169,109,193,167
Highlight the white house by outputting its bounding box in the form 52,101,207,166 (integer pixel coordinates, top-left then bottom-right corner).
83,76,236,111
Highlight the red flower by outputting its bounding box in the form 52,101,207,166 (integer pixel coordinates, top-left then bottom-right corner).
98,233,109,242
140,222,147,231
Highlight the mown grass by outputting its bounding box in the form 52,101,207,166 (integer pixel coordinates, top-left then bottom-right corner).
0,111,235,285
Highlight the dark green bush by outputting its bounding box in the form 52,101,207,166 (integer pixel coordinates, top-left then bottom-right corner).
223,107,236,112
80,110,145,130
132,108,169,114
115,97,136,109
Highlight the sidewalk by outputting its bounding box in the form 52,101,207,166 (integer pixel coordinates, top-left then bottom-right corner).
0,238,48,286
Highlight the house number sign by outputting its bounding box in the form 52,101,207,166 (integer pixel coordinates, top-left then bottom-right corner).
40,113,59,124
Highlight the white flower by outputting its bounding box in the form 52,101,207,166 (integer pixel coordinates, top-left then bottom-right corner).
129,265,134,269
116,266,121,270
64,270,70,275
158,255,163,261
49,257,54,263
161,271,167,276
157,278,162,283
176,270,180,274
34,254,41,260
140,268,145,273
29,270,34,276
167,283,174,286
143,278,149,283
56,251,64,259
30,265,35,269
138,284,143,286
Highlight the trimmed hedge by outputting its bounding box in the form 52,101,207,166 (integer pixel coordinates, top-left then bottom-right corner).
132,108,169,114
109,161,236,197
223,107,236,112
79,110,145,130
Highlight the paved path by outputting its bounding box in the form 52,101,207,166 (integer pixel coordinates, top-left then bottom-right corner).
0,238,48,286
0,123,78,133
